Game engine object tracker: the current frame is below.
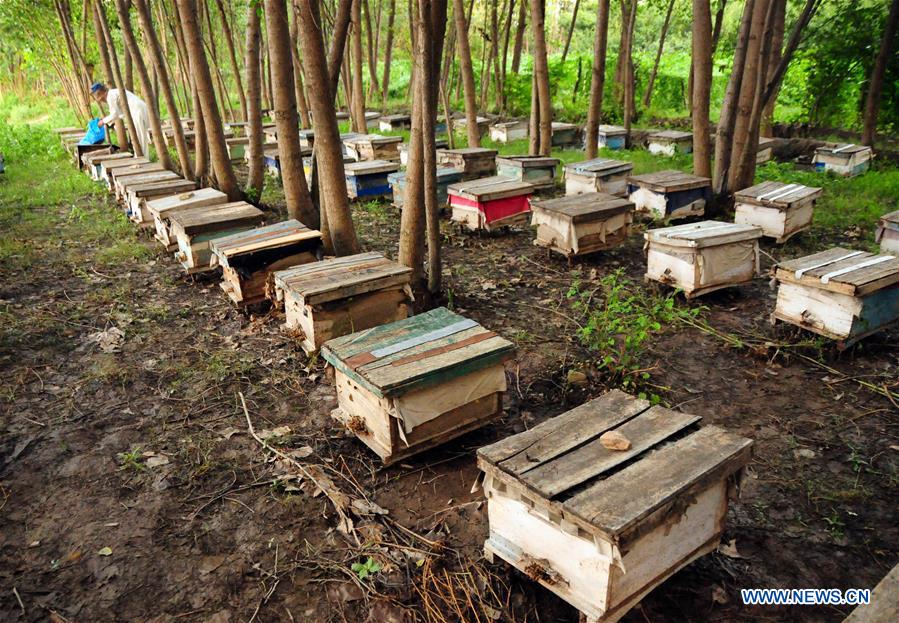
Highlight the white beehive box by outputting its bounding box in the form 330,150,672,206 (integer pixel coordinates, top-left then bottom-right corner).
531,193,635,258
170,202,265,273
813,144,873,177
147,187,229,249
490,120,528,143
876,210,899,254
647,130,692,156
564,158,633,197
627,170,711,221
644,221,763,297
734,181,823,243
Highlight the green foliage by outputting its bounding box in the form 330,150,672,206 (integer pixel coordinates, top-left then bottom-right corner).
118,448,146,472
351,556,381,581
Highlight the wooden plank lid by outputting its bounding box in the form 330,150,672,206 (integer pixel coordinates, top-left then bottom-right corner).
627,169,710,193
649,129,692,140
321,307,515,398
774,247,899,296
345,159,401,175
438,147,499,157
496,155,560,168
816,143,872,156
878,209,899,227
530,193,635,223
733,181,822,208
551,121,579,130
645,220,762,248
170,202,264,235
597,124,627,136
210,219,322,259
146,187,228,215
565,157,633,176
447,175,534,201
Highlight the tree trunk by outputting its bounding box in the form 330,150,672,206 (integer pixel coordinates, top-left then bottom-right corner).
499,0,516,111
175,0,241,199
296,0,360,255
91,0,129,149
54,0,92,122
244,0,265,198
622,0,637,130
453,0,480,147
327,0,354,100
692,0,713,178
760,0,785,137
528,68,539,155
213,0,248,121
642,0,675,108
712,0,728,51
362,0,380,100
584,0,610,158
511,0,526,73
530,0,552,155
863,0,899,145
381,0,396,107
560,0,581,63
479,0,499,110
424,0,448,294
350,0,367,132
288,3,312,128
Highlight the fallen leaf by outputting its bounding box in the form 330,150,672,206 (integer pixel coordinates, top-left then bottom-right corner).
352,498,389,516
219,427,242,440
97,547,113,557
794,448,816,459
84,327,125,353
29,540,40,548
146,455,170,468
481,280,497,291
717,539,744,559
258,426,292,440
289,446,314,459
326,582,364,603
566,370,588,386
600,430,631,451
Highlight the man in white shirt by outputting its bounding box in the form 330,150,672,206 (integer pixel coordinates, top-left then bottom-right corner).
90,82,151,157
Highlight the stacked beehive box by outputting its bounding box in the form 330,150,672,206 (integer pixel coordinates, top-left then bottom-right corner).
551,122,581,147
170,203,265,273
344,160,400,200
343,134,402,162
146,187,229,249
490,120,528,143
813,144,873,177
876,210,899,254
495,156,559,191
388,167,462,209
596,125,628,150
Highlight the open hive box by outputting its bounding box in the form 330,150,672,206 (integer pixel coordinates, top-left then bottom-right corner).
531,193,635,259
813,144,872,177
448,176,534,232
490,120,528,143
551,122,581,147
477,390,752,623
124,177,197,226
344,160,400,200
771,247,899,348
495,155,560,192
146,187,229,249
876,210,899,254
378,114,412,132
756,137,777,164
343,134,403,162
644,221,762,298
85,152,132,181
169,202,265,273
99,156,149,185
596,125,628,150
565,158,633,197
388,167,462,208
272,252,413,354
627,169,711,220
437,147,499,181
733,181,822,243
210,219,323,306
647,130,693,156
322,307,515,464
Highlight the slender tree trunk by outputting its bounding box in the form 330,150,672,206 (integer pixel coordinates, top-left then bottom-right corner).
350,0,366,131
760,0,785,137
424,0,448,294
96,0,143,156
213,0,248,121
692,0,713,178
642,0,675,108
479,0,499,110
327,0,354,100
712,0,728,51
381,0,396,107
499,0,516,111
528,69,539,154
175,0,241,199
245,0,265,197
530,0,552,155
863,0,899,145
288,4,312,128
91,0,129,149
584,0,610,158
54,0,92,121
622,0,637,129
362,0,380,99
511,0,526,73
453,0,480,147
560,0,580,63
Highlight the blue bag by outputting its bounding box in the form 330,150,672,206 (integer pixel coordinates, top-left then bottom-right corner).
78,118,106,145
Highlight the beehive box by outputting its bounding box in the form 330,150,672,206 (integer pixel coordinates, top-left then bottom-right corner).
147,187,230,249
85,152,132,181
627,170,711,220
303,153,355,185
495,155,560,192
210,219,323,305
647,130,693,156
645,221,762,297
322,307,515,464
263,145,313,178
397,139,448,166
74,143,115,169
448,176,534,232
170,202,265,273
273,252,413,354
456,115,491,138
113,165,170,200
490,120,528,143
565,158,634,197
813,144,873,177
388,167,462,208
364,111,381,129
771,247,899,347
343,134,403,162
437,147,498,181
477,390,752,623
344,160,400,200
551,122,581,147
99,156,149,185
227,137,250,162
876,210,899,254
532,193,635,258
734,181,823,243
756,137,777,164
263,126,279,144
298,129,315,149
79,146,117,172
378,114,412,132
125,178,197,226
596,125,628,150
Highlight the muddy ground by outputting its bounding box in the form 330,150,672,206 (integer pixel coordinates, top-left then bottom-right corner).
1,163,897,623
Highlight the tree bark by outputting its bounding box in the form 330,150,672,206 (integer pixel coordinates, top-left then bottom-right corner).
530,0,552,155
499,0,516,111
90,0,129,149
560,0,581,63
863,0,899,145
760,0,785,137
362,0,380,99
692,0,713,178
381,0,396,107
424,0,448,294
288,3,312,128
511,0,526,73
326,0,354,101
642,0,675,108
453,0,480,147
350,0,366,132
528,68,539,155
584,0,610,158
244,0,265,198
621,0,637,136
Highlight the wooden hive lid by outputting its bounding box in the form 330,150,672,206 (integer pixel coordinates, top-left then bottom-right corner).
210,219,322,260
457,115,489,125
115,164,168,181
129,178,196,197
146,187,228,216
439,147,499,157
274,251,412,306
364,111,381,120
496,155,560,169
321,307,515,398
878,209,899,227
447,175,534,201
816,143,872,156
649,129,692,141
382,113,411,122
120,171,181,190
627,169,710,192
733,181,822,208
477,390,753,544
103,157,149,170
494,119,527,128
757,136,777,149
388,167,462,185
645,220,762,248
170,202,264,236
345,159,401,175
774,247,899,296
226,136,250,146
566,157,633,177
597,124,627,135
551,121,579,130
86,152,131,165
531,193,635,223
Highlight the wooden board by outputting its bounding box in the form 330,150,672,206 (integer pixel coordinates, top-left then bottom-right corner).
649,130,692,141
447,176,533,202
127,177,194,198
566,158,633,177
627,170,710,193
843,562,899,623
211,219,322,262
733,181,822,208
344,159,400,176
815,143,872,156
597,124,627,137
496,155,559,169
530,193,634,224
645,220,762,249
170,202,264,236
774,247,899,297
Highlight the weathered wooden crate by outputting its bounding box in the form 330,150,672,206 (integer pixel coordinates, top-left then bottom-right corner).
596,124,628,150
364,111,381,129
565,158,634,197
771,247,899,347
74,143,115,169
345,160,401,200
448,176,534,232
876,210,899,254
477,390,752,623
388,167,462,208
734,181,823,243
645,221,763,298
273,252,413,354
85,152,132,181
627,170,711,220
490,120,528,143
813,144,873,177
263,146,313,178
532,193,635,258
147,187,230,249
125,178,197,226
551,122,581,147
842,561,898,623
79,145,116,172
226,137,250,162
298,129,315,149
113,165,171,200
170,202,265,273
647,130,693,156
343,134,403,162
456,115,491,138
210,219,323,306
263,126,279,144
397,139,448,166
437,147,498,181
378,114,412,132
99,156,149,185
495,155,560,192
322,307,515,464
303,153,355,185
756,137,777,164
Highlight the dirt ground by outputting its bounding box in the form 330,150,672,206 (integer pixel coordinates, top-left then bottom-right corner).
1,164,897,623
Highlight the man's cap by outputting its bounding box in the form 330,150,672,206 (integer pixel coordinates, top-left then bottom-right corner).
90,82,105,94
